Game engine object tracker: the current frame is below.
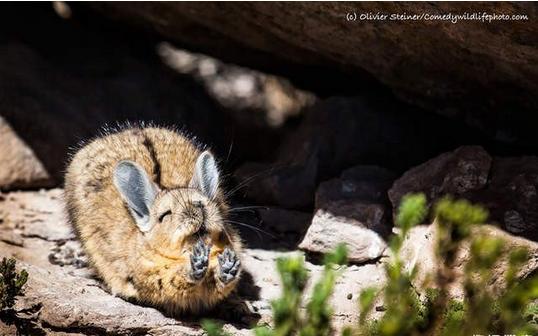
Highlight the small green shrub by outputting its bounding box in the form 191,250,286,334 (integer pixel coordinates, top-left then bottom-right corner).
203,246,347,336
201,319,231,336
253,244,348,336
203,194,538,336
357,193,429,336
0,257,28,310
358,194,538,336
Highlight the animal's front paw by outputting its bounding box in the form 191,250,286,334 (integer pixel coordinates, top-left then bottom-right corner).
190,240,210,281
217,248,241,284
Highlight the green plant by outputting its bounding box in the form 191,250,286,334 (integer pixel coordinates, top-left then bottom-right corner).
358,194,538,336
254,244,347,336
0,257,28,310
357,193,428,336
203,194,538,336
203,245,347,336
201,319,231,336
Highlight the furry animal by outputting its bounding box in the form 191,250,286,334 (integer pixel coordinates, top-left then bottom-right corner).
64,125,242,314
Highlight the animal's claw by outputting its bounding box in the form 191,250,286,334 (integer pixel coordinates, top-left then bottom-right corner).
218,248,241,284
190,240,210,280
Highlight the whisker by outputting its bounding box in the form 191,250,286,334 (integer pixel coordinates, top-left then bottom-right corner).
223,163,287,199
226,138,234,163
228,206,269,212
224,220,276,239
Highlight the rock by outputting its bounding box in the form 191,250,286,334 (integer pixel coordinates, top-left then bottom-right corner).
0,189,386,334
400,223,538,299
389,147,538,241
242,249,386,329
313,165,395,244
87,3,538,147
236,97,476,209
483,156,538,240
299,201,387,263
316,165,395,207
0,117,52,190
14,263,202,336
48,240,88,269
388,146,492,210
0,189,75,244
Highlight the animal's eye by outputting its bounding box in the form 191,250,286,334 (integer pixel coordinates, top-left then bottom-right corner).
158,210,172,222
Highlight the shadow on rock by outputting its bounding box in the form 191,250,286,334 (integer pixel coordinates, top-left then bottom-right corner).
0,308,47,336
146,270,261,329
0,5,293,187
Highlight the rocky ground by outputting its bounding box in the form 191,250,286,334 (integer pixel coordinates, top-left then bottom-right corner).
0,189,386,335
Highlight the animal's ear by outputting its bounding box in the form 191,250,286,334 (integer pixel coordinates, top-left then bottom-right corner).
113,160,158,232
190,151,219,199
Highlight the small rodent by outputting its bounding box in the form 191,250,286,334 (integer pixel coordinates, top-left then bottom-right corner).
64,125,242,314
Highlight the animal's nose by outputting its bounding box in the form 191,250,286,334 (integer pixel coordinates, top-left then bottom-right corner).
192,200,203,209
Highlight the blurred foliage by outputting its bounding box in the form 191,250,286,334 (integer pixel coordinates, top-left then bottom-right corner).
201,319,231,336
204,194,538,336
0,257,28,310
253,244,348,336
204,245,348,336
356,194,431,336
357,194,538,336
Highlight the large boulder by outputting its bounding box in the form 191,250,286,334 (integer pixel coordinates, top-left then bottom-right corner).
482,156,538,240
400,223,538,298
86,3,538,147
389,146,538,240
388,146,492,209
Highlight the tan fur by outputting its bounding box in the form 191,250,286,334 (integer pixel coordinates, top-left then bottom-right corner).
64,126,242,314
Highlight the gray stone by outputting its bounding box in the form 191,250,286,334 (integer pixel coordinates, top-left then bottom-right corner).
389,147,538,241
400,223,538,299
316,165,395,206
484,156,538,240
389,146,492,212
0,117,52,190
299,202,387,263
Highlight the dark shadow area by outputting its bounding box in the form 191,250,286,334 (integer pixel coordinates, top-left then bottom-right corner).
303,250,384,267
75,3,390,100
0,307,47,336
229,207,312,251
0,4,290,185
